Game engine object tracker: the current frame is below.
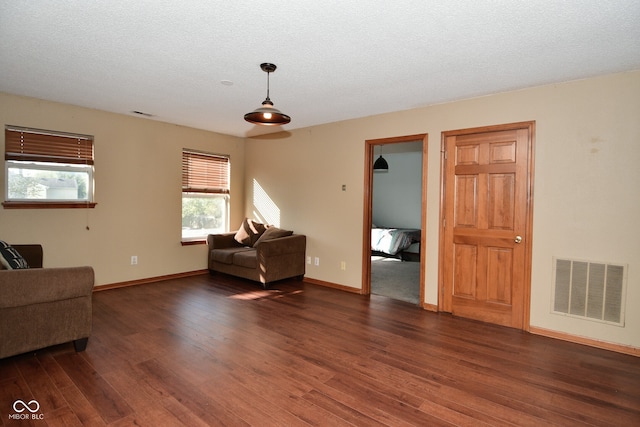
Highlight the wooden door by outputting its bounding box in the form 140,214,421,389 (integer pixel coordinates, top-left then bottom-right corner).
440,122,534,329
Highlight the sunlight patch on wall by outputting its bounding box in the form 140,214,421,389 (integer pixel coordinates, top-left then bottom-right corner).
253,179,280,227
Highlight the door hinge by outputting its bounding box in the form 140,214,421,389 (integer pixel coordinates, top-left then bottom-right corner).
442,218,446,228
442,150,447,160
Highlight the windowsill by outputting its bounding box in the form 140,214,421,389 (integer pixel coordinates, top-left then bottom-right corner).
181,240,206,246
2,201,98,209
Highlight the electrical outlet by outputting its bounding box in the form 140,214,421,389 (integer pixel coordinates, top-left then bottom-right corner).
314,257,320,266
341,261,346,270
307,256,311,265
131,255,138,265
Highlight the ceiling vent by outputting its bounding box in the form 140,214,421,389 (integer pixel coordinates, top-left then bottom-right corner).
553,258,627,326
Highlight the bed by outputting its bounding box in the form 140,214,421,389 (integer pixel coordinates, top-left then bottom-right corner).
371,227,421,259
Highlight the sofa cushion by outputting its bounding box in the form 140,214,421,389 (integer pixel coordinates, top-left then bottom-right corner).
0,241,29,270
212,247,253,265
232,249,258,269
234,218,267,246
254,227,294,246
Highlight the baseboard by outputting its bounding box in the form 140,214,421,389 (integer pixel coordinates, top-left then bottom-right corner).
529,326,639,357
422,302,438,312
94,270,209,291
303,277,362,294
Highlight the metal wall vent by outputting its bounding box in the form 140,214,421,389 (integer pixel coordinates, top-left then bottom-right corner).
552,258,627,326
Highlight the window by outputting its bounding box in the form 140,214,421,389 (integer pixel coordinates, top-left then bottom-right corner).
3,125,95,208
181,149,229,243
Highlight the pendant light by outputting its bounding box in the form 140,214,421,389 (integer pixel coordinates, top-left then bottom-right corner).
244,63,291,126
373,146,389,172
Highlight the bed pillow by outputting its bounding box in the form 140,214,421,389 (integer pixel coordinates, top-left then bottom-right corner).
253,227,293,246
234,218,267,246
0,240,30,270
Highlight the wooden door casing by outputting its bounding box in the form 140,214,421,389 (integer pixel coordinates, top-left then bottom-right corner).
440,122,534,329
362,134,428,306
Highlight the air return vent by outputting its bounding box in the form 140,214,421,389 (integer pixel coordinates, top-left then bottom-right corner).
553,258,627,326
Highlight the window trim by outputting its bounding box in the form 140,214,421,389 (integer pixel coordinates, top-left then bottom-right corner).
3,125,96,209
181,149,230,243
180,192,229,244
5,160,94,201
2,201,98,209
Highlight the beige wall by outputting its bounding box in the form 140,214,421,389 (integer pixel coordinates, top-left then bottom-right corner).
245,70,640,349
2,70,638,350
0,93,245,286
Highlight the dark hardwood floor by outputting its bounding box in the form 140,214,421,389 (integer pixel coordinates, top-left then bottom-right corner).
1,274,639,426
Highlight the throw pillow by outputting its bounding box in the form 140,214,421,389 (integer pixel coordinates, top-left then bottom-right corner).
0,240,30,269
234,218,266,246
253,227,293,246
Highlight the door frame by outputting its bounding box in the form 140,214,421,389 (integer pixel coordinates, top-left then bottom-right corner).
362,134,428,306
437,121,535,330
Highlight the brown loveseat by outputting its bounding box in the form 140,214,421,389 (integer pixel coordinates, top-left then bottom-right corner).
207,221,306,289
0,244,94,359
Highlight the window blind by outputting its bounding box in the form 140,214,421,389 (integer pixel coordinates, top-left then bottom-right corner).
182,149,229,194
5,125,94,165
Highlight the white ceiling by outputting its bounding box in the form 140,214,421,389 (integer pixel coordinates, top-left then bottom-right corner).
1,1,639,138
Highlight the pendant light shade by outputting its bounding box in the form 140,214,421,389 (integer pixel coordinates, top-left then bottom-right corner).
244,63,291,126
373,155,389,171
373,146,389,172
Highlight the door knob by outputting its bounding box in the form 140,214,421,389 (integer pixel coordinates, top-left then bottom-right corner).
514,235,522,244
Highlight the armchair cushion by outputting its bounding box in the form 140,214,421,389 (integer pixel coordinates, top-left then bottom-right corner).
0,241,30,270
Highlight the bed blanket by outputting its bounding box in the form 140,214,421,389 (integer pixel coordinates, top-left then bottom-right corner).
371,228,420,255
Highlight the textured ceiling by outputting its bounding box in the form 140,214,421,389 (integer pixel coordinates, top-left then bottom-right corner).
1,1,639,138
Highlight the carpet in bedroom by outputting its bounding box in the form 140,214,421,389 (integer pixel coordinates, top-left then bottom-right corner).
371,255,421,304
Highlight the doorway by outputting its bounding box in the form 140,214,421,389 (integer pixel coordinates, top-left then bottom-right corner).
362,134,428,306
438,122,535,329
